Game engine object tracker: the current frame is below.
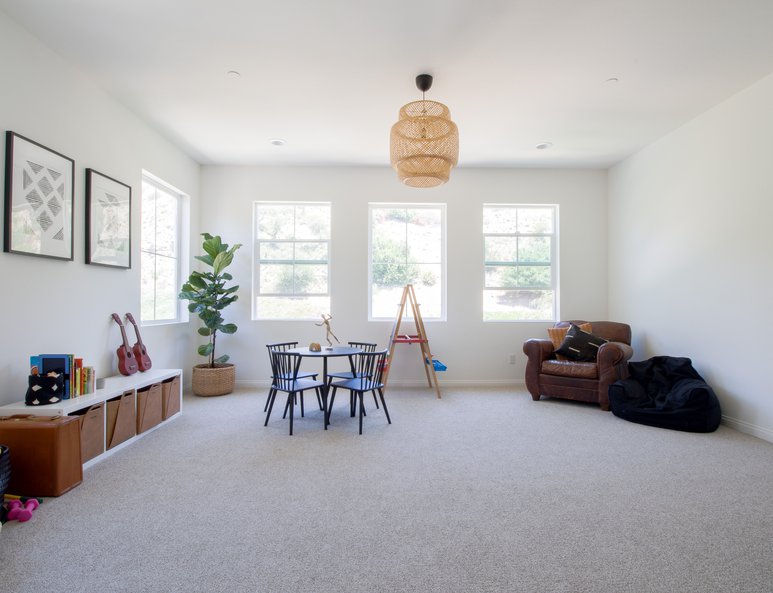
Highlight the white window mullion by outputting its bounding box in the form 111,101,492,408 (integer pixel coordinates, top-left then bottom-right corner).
253,201,331,320
483,204,558,322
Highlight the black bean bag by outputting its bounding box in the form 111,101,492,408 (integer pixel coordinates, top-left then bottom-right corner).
608,356,721,433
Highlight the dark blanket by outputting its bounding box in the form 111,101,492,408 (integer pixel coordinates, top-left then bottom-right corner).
608,356,721,433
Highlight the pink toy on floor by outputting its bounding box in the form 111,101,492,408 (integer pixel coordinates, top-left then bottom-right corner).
6,498,39,522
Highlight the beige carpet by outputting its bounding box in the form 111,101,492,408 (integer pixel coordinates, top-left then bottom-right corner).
1,387,772,593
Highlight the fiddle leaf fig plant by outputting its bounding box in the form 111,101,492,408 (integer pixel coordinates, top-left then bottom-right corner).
178,233,242,367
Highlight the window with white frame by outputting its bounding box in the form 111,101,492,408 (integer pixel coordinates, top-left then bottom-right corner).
483,204,557,321
140,174,188,324
369,203,446,320
253,202,331,320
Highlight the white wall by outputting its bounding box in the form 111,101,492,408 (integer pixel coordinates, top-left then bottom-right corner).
0,7,607,402
199,165,608,386
608,73,773,441
0,10,200,405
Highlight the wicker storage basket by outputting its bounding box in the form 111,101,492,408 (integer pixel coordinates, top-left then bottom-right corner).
0,444,10,506
191,364,235,397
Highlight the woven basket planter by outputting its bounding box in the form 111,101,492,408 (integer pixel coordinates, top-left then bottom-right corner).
191,363,235,397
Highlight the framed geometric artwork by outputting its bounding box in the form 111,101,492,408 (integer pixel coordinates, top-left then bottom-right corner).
85,168,131,268
3,131,75,260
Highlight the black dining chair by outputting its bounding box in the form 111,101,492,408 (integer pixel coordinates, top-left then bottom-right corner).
327,349,391,435
265,351,326,435
264,342,321,413
327,341,379,411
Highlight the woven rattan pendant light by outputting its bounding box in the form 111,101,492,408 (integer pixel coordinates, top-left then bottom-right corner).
390,74,459,188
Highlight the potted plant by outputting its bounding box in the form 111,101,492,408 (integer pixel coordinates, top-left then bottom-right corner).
178,233,242,396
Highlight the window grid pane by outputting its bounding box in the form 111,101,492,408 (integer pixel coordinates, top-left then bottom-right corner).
254,202,331,319
141,176,183,323
483,205,557,322
369,204,445,320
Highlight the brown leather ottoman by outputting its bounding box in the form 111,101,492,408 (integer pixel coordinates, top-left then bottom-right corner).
0,414,83,496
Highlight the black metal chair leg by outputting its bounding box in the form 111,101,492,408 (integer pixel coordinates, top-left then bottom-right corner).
358,391,365,435
300,390,305,417
288,392,295,435
321,387,329,429
372,391,380,409
326,387,338,426
378,388,391,424
349,392,367,416
264,387,275,412
264,388,278,426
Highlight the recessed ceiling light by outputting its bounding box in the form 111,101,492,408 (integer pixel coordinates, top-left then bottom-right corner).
535,142,553,150
605,77,619,84
227,70,241,78
269,138,286,146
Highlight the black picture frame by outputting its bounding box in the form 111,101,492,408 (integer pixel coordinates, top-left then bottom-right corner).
85,168,131,269
4,131,75,260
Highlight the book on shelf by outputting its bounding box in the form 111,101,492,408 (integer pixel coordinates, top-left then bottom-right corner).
82,366,96,395
74,357,83,396
29,354,97,398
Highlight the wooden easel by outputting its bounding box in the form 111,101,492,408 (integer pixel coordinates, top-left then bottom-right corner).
383,284,441,398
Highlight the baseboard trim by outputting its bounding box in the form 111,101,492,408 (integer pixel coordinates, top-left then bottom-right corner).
234,381,769,443
236,379,272,389
381,379,522,388
235,379,524,389
721,414,773,443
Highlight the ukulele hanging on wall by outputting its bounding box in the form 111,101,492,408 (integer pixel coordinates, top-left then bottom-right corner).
125,312,152,372
111,313,139,376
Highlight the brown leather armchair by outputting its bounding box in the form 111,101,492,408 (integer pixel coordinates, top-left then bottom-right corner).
523,320,633,411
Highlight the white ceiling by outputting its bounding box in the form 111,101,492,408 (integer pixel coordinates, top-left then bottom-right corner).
2,0,773,168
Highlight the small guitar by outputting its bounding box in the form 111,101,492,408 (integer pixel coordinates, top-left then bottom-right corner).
111,313,138,376
126,312,152,372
